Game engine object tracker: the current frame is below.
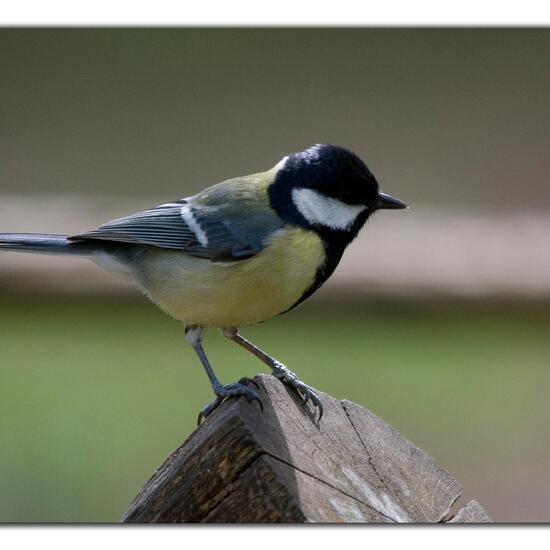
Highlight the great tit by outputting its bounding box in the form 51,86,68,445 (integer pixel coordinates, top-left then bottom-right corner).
0,144,406,421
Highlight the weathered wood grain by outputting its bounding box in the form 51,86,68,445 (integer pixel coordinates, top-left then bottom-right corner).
122,374,491,523
448,500,492,523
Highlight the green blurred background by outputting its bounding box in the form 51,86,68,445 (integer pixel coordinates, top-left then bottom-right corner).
1,28,550,523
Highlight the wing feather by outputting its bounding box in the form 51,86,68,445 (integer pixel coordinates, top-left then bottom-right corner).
69,187,283,262
71,205,196,250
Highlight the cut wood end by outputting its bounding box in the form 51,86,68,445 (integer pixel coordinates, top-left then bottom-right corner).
447,500,492,523
123,374,491,523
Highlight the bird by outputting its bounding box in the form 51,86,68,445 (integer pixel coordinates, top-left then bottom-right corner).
0,144,406,422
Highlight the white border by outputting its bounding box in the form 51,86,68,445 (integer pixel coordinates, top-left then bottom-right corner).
1,0,550,25
0,525,547,549
0,0,547,540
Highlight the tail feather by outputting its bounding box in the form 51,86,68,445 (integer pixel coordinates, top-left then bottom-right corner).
0,233,92,256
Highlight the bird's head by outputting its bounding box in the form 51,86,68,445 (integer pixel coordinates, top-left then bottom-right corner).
268,144,407,243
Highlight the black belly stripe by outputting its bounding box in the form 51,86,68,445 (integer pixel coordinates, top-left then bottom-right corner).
281,239,346,314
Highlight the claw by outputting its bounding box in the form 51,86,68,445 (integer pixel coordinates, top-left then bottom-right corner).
238,376,261,391
304,388,323,421
236,377,263,410
197,395,223,425
310,393,324,421
270,364,323,421
250,394,264,412
197,380,264,425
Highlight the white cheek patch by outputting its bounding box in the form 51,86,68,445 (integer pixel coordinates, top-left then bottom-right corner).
180,204,209,247
291,188,367,230
273,155,289,171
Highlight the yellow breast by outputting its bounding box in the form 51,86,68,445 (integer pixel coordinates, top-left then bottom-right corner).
134,227,325,327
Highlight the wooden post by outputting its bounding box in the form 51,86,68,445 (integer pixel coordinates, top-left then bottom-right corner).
122,375,491,523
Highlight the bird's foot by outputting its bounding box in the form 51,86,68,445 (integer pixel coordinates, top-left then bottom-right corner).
197,377,263,424
270,362,323,420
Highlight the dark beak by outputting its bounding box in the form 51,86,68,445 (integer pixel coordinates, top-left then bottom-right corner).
376,192,408,210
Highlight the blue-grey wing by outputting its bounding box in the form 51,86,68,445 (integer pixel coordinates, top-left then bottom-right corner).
69,196,283,262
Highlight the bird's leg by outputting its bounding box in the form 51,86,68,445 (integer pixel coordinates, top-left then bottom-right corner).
220,327,323,420
185,325,263,424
